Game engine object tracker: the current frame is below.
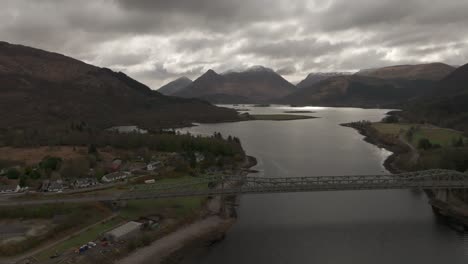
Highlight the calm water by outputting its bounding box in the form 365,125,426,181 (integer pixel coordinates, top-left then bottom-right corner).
179,105,468,264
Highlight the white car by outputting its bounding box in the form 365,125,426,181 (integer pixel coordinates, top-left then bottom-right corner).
87,242,97,247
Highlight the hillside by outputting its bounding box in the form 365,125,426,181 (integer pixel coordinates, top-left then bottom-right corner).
397,63,468,132
296,72,352,89
157,76,193,95
280,75,434,107
0,41,239,130
356,63,455,81
174,66,296,103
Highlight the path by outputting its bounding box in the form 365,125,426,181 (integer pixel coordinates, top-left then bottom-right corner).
399,134,420,164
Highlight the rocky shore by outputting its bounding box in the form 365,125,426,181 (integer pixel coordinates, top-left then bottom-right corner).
342,121,468,230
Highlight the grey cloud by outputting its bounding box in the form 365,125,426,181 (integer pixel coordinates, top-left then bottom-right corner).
276,66,297,76
1,0,467,87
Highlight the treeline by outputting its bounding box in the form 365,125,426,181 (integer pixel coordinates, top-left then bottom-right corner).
0,126,244,157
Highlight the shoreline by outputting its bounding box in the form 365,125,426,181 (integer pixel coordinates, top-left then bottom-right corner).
341,122,468,230
117,155,258,264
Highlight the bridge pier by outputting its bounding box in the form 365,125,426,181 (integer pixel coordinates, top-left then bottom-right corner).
435,189,450,202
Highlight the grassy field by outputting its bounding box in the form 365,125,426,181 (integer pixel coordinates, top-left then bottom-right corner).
372,123,465,147
249,114,317,121
16,174,209,260
35,217,123,261
283,110,315,114
122,175,209,219
33,195,204,260
120,197,204,220
0,203,112,257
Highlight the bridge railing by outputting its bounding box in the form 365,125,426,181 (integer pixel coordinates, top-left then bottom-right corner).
116,170,468,200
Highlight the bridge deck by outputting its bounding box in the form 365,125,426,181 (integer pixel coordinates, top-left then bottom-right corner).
118,169,468,201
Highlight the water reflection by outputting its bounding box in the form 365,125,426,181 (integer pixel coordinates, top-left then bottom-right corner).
179,105,467,264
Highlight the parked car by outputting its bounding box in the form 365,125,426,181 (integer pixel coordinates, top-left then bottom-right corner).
88,241,97,247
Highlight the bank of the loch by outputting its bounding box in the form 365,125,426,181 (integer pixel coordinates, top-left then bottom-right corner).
341,121,468,231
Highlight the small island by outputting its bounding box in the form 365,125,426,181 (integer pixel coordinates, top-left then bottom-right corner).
240,113,317,121
283,110,315,114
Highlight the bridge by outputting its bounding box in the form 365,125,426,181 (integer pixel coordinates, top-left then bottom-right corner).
119,169,468,201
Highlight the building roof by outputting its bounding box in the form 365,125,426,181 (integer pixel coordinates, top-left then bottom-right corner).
0,184,18,191
103,171,129,180
106,221,142,239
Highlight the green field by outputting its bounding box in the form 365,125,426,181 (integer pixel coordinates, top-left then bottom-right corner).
249,114,317,121
120,197,204,220
36,217,123,261
372,123,465,147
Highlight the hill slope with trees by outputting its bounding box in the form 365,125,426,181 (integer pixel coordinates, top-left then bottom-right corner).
0,41,239,130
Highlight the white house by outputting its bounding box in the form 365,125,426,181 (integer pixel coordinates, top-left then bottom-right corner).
194,152,205,163
73,178,99,188
101,171,130,183
0,184,20,193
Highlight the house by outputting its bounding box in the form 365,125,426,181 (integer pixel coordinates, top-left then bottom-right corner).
125,162,146,172
194,152,205,163
104,221,142,242
0,184,20,193
73,178,99,189
109,159,123,172
101,171,130,183
48,180,64,192
41,180,64,192
41,180,50,192
146,161,161,171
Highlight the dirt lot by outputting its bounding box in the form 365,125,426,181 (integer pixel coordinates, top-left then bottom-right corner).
0,219,52,245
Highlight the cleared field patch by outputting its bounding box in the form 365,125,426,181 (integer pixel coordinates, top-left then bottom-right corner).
249,114,317,121
410,127,465,147
371,123,466,147
371,123,413,136
35,217,122,261
120,197,204,220
0,203,112,257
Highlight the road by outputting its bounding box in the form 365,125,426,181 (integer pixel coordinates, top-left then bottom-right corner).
398,134,420,164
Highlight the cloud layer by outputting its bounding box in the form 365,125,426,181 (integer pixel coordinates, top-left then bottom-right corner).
1,0,467,87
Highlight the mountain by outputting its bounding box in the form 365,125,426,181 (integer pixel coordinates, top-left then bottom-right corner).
296,72,352,89
397,63,468,132
174,66,296,103
0,41,239,129
157,76,192,95
280,75,434,107
356,63,455,81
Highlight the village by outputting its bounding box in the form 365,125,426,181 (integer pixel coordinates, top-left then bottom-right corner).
0,146,209,195
0,141,247,264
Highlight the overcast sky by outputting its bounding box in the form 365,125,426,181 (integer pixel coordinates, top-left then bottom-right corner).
1,0,468,88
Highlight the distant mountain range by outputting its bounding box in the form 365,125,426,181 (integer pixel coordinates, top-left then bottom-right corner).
0,41,239,129
296,72,353,89
158,76,192,95
3,40,463,132
160,63,456,106
172,66,297,103
397,63,468,132
355,63,455,81
279,63,456,107
280,75,435,107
